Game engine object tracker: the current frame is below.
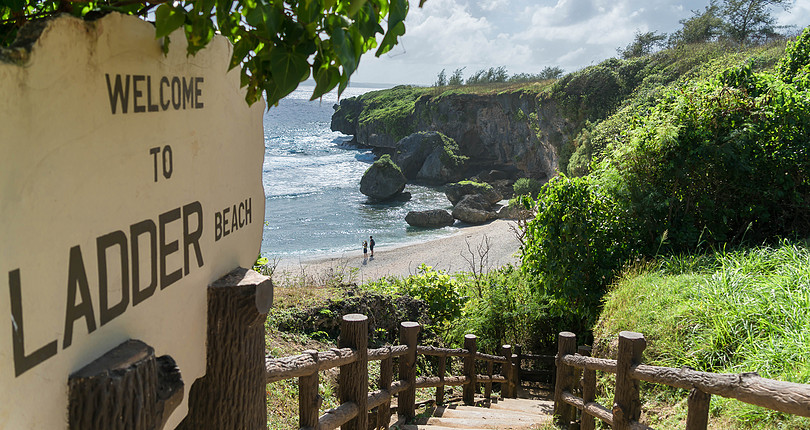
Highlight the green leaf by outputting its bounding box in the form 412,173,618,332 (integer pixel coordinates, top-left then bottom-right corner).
162,35,171,55
348,0,367,16
375,0,407,56
331,27,357,76
268,48,310,98
155,4,186,39
311,66,340,100
230,37,252,70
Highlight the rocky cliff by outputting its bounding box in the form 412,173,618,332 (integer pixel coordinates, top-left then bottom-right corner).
331,87,579,181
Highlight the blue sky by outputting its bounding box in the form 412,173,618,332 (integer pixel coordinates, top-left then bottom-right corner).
349,0,810,86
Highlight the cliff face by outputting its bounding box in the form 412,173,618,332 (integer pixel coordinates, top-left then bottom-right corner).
332,89,579,180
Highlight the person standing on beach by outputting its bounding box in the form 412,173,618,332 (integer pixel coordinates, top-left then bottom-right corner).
369,236,375,257
362,240,368,259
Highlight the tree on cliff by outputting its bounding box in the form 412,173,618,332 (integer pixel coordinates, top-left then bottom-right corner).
0,0,424,106
721,0,793,43
618,30,667,58
668,1,724,46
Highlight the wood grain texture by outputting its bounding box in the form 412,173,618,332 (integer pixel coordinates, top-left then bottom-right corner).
178,267,272,430
463,335,478,406
553,332,577,427
436,355,447,405
266,348,356,382
299,350,321,429
339,314,368,430
68,340,183,430
613,332,646,430
398,322,420,421
376,346,394,429
579,346,596,430
686,388,710,430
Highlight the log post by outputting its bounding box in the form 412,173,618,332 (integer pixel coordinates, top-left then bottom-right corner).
554,332,577,427
514,345,523,391
463,335,478,405
511,352,520,398
686,388,711,430
339,314,369,430
579,346,595,430
179,268,273,430
398,322,420,422
485,359,494,399
68,340,183,430
299,350,321,429
500,345,513,398
613,331,646,430
435,355,447,405
377,347,393,430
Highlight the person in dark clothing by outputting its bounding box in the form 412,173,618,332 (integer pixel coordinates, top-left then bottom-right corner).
369,236,375,257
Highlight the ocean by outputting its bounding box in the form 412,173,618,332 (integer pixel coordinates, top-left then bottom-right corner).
260,84,459,259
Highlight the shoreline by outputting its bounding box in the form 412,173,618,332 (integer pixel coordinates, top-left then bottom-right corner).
271,219,524,284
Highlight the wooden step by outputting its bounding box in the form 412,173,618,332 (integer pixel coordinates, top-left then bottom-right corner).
429,405,541,421
486,398,554,415
389,396,552,430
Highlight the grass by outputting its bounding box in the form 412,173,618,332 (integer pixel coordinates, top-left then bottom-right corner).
592,241,810,429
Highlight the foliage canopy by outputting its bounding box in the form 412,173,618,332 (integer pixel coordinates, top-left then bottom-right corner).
0,0,423,106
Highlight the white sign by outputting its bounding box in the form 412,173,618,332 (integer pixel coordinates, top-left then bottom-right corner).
0,13,265,428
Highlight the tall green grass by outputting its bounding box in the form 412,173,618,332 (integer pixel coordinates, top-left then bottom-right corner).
594,241,810,428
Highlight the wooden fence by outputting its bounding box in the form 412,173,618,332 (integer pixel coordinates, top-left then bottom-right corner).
554,331,810,430
264,314,538,430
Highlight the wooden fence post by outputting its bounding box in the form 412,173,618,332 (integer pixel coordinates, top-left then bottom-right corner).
463,335,478,405
435,355,447,405
511,351,520,398
299,350,321,430
579,346,595,430
377,347,393,430
686,388,711,430
68,340,183,430
500,345,513,398
178,268,273,430
514,345,523,392
554,332,577,427
485,359,494,399
613,331,646,430
398,322,420,422
339,314,368,430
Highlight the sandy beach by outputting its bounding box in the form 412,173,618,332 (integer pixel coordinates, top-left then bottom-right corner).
272,219,524,284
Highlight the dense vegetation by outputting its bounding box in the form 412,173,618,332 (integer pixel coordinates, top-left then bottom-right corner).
594,243,810,428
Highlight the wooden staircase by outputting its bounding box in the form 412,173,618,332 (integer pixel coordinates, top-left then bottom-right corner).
390,397,554,430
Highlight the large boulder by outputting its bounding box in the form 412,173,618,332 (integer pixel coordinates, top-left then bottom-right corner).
393,131,467,183
445,181,503,206
405,209,455,228
497,203,533,220
360,154,407,201
452,194,497,224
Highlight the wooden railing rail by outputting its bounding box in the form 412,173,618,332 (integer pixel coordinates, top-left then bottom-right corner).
265,314,524,430
554,331,810,430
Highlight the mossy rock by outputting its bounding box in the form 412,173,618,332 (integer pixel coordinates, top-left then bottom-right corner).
445,181,502,205
360,154,407,201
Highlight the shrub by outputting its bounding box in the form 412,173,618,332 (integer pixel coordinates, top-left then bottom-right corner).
437,133,468,168
512,177,542,198
520,176,635,335
366,264,466,337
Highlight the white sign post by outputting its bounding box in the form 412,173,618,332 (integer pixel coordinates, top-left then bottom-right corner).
0,13,265,429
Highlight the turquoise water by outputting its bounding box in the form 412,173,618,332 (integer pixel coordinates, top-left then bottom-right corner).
260,84,459,258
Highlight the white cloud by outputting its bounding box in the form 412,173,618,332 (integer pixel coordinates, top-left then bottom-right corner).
480,0,511,12
350,0,810,86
